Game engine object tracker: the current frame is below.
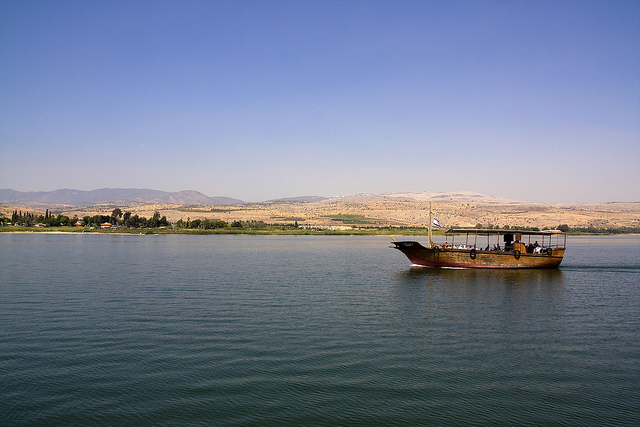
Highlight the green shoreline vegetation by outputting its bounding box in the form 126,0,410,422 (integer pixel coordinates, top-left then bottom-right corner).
2,209,638,235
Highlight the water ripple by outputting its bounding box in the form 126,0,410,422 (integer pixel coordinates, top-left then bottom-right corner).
1,235,639,425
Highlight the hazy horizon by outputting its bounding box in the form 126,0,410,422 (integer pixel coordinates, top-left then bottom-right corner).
1,186,639,205
1,1,639,204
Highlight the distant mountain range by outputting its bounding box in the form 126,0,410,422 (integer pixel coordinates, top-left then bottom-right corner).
0,188,244,206
0,188,520,208
264,196,329,203
384,190,518,203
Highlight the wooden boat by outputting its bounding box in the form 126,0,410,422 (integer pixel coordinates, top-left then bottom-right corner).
391,204,566,269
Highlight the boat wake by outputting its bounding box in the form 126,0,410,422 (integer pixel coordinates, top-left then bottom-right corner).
561,265,640,272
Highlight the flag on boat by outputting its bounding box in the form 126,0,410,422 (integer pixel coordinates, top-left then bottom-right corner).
433,218,441,228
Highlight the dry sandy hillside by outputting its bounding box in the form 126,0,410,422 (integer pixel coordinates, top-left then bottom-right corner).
4,193,639,230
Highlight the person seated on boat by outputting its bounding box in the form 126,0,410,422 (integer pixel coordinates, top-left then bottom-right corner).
442,242,449,249
503,234,513,251
485,244,490,251
533,246,542,254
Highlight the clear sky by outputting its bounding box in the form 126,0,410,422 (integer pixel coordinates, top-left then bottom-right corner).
1,0,639,203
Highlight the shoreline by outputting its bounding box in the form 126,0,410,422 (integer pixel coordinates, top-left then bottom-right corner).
3,201,639,231
1,227,637,237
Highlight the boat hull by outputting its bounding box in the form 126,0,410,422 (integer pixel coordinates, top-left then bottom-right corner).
392,241,564,269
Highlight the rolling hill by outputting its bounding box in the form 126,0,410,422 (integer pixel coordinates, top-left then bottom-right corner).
0,188,244,206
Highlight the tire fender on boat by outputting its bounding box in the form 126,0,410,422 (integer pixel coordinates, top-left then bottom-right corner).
514,250,521,260
470,249,477,260
545,248,553,256
433,246,440,251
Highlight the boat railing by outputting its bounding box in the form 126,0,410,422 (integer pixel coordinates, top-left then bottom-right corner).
440,245,558,253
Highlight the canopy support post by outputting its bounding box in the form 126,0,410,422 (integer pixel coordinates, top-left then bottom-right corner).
428,202,433,249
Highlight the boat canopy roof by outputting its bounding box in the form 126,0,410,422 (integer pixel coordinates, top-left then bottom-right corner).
446,228,565,236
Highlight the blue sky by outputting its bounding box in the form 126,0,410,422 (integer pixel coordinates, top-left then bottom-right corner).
1,0,638,202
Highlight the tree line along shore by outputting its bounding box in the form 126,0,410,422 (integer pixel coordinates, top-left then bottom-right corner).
2,208,639,235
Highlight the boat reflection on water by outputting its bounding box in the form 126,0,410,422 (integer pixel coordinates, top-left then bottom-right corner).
398,263,566,284
391,266,567,312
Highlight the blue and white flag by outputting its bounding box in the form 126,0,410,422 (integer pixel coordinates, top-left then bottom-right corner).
433,218,441,228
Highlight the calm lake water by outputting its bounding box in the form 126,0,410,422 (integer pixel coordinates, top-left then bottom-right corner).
1,234,639,426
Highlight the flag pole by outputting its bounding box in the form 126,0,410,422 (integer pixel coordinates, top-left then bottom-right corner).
428,202,433,248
